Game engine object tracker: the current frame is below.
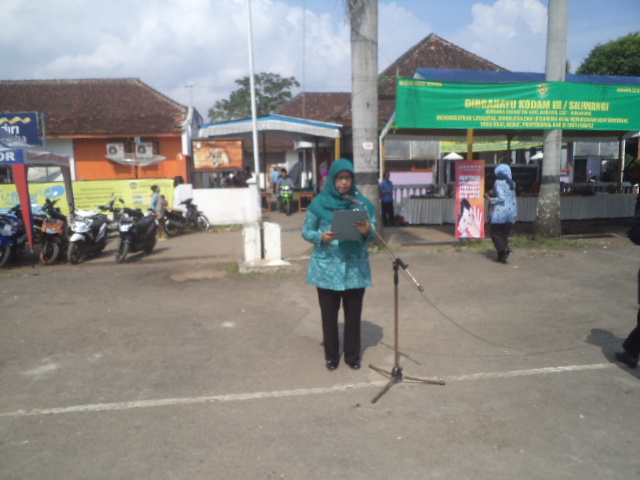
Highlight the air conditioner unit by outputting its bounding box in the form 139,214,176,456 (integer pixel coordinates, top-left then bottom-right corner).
106,143,125,159
135,142,154,159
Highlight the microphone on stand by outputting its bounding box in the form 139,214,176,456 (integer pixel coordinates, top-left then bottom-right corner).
343,194,365,208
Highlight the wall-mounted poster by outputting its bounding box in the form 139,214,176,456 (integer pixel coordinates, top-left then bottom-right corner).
192,140,243,171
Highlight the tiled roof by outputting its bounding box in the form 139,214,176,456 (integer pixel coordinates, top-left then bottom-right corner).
376,34,507,123
243,135,297,152
278,34,508,127
377,33,507,97
0,78,188,138
276,92,351,123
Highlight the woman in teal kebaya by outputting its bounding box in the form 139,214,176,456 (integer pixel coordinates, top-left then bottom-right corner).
302,159,377,371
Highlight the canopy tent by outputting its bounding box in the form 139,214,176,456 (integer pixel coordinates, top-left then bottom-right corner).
199,114,342,142
381,68,640,187
199,114,342,188
388,68,640,144
0,128,74,253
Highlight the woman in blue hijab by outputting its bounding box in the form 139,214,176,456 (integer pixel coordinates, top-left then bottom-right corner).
486,163,517,263
302,159,377,371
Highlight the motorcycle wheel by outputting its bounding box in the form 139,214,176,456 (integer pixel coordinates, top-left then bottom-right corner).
143,232,157,253
115,240,130,264
195,214,210,232
0,244,11,268
67,243,82,264
165,221,180,237
285,201,292,216
40,242,60,265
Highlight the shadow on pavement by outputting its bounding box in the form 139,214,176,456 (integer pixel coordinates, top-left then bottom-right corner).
586,327,640,379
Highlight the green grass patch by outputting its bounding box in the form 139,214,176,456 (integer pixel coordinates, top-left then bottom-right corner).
222,262,293,279
455,235,588,251
208,224,243,233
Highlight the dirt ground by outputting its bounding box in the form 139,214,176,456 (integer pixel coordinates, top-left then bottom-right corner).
1,215,639,479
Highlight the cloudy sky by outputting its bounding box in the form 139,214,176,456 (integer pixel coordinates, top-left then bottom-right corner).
2,0,639,121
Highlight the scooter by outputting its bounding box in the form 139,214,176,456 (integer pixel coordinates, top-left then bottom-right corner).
279,184,294,216
115,207,157,263
164,198,210,237
0,205,28,268
39,198,69,265
98,198,124,234
67,210,109,264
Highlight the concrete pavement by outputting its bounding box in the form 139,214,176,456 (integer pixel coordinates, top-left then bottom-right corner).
1,212,639,479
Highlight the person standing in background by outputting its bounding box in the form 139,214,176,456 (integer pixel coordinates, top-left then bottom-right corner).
485,163,517,263
270,166,281,194
150,185,167,240
379,172,396,227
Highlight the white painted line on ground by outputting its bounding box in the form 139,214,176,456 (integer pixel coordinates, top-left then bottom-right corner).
442,363,615,382
0,363,616,418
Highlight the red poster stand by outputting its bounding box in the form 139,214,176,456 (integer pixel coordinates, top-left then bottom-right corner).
455,160,485,239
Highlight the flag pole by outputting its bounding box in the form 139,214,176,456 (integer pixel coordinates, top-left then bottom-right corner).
246,0,261,189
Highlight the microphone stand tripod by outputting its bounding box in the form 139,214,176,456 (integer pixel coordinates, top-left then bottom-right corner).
367,227,445,404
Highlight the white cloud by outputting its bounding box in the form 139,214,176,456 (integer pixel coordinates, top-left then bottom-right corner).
8,0,635,123
0,0,428,121
378,2,433,70
455,0,548,71
0,0,547,121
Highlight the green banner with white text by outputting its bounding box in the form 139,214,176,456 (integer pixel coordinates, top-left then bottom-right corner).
395,78,640,131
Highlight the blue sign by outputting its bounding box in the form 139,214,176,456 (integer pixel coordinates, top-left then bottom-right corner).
0,112,40,145
0,149,25,164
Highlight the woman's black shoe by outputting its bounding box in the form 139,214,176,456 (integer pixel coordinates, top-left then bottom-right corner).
615,351,638,369
326,361,338,371
347,361,361,370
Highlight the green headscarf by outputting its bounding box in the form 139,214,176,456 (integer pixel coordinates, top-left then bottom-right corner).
308,158,376,222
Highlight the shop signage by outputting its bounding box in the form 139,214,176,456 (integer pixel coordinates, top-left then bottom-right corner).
0,112,40,145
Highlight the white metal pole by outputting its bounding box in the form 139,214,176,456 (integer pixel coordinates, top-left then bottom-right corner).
246,0,261,189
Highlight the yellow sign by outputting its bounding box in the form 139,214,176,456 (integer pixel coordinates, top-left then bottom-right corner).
0,178,174,216
442,140,542,153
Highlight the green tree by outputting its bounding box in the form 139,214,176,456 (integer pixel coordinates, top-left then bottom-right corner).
208,73,300,123
576,32,640,76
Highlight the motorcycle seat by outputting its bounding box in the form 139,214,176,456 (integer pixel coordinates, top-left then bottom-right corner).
138,215,157,228
90,217,107,228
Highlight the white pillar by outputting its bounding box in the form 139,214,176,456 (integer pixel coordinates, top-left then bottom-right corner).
263,222,282,261
243,222,261,262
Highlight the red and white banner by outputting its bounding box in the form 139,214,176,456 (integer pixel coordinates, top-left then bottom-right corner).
455,160,485,239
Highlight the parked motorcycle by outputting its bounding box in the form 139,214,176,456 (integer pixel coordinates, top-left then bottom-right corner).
164,198,210,237
67,210,109,264
115,207,157,263
0,205,28,268
39,198,69,265
279,184,294,216
98,198,124,234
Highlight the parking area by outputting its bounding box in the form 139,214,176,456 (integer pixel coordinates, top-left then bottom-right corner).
1,217,639,479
